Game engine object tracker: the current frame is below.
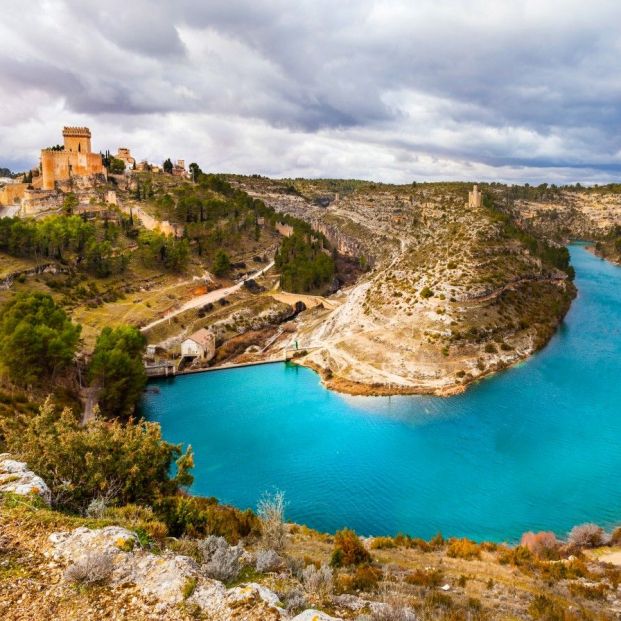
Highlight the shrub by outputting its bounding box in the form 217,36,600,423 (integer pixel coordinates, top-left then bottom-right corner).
3,398,193,513
520,531,559,559
302,563,333,601
153,495,260,542
405,568,444,588
255,549,283,573
350,564,381,592
198,535,242,582
103,504,168,541
63,552,113,585
283,588,308,613
371,536,396,550
497,545,533,567
331,528,372,567
420,286,433,299
257,490,287,553
567,523,606,548
446,538,481,560
567,582,607,600
610,526,621,545
181,576,197,599
528,593,579,620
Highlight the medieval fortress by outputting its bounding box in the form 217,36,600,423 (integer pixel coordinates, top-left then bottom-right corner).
0,126,187,218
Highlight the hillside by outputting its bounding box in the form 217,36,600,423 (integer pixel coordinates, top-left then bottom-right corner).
3,460,621,621
231,177,576,395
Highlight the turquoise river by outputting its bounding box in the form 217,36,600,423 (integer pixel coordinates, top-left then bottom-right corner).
143,244,621,542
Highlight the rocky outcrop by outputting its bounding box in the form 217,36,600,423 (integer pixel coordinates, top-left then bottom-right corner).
48,525,341,620
0,454,51,504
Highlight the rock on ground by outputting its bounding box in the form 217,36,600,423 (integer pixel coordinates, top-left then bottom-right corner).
0,453,51,504
49,526,289,619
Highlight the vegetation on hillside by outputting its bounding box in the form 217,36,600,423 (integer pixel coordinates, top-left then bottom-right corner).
275,233,335,293
0,292,81,385
88,326,147,420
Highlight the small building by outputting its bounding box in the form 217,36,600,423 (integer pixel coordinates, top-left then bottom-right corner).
116,147,136,170
181,328,216,361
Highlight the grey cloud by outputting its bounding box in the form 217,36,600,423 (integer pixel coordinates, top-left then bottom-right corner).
2,0,621,182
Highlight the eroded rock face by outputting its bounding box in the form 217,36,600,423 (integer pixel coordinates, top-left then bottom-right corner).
0,454,51,504
48,526,289,619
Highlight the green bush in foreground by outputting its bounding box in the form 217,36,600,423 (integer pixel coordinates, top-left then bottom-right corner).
2,397,193,512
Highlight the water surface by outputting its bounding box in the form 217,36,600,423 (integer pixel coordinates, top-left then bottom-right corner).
143,245,621,541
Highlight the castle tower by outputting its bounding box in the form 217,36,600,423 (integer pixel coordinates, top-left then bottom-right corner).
63,127,92,154
468,184,482,209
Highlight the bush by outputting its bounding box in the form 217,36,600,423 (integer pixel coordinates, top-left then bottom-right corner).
257,490,287,553
63,552,113,585
420,286,433,299
198,535,242,582
405,568,444,587
283,588,308,613
528,593,579,620
371,536,395,549
331,528,372,567
302,563,333,601
153,495,260,542
446,538,481,560
350,564,381,592
255,549,283,573
497,545,533,567
520,531,559,559
102,504,168,541
3,398,193,512
567,523,606,548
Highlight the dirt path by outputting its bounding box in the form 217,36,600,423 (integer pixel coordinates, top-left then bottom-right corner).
140,262,275,333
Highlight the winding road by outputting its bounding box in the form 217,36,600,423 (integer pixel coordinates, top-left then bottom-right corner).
140,261,275,333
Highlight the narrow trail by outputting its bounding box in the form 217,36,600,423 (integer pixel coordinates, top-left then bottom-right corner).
140,262,275,333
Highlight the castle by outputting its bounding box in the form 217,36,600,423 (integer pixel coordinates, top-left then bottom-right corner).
41,127,106,190
0,126,107,210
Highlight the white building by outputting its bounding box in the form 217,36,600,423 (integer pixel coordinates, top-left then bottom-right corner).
181,328,216,361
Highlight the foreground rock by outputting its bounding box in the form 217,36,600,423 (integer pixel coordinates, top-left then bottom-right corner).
0,453,51,504
48,526,341,620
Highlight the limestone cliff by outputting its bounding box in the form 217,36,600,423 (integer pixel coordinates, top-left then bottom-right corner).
233,178,575,395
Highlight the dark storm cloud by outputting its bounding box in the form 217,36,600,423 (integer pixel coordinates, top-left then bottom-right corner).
2,0,621,182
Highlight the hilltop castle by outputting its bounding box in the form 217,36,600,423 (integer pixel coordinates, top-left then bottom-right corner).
0,126,107,211
41,127,106,190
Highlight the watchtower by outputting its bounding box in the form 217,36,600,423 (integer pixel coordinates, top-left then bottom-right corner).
468,184,482,209
63,127,92,154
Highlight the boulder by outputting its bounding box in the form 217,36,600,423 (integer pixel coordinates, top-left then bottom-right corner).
49,526,288,618
0,454,51,504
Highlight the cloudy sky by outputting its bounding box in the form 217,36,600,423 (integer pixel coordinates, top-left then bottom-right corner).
1,0,621,184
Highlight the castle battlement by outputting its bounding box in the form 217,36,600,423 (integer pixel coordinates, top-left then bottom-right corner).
63,126,92,137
